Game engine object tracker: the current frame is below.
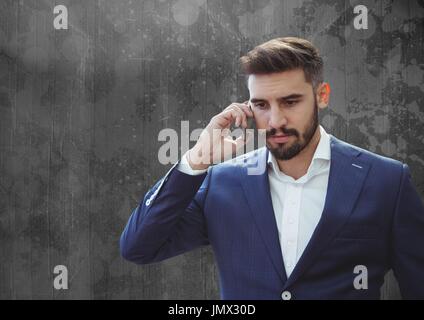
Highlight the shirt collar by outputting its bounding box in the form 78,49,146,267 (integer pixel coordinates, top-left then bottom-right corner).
267,125,331,180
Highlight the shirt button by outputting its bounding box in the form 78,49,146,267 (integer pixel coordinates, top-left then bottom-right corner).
286,262,292,268
281,291,292,300
287,240,293,245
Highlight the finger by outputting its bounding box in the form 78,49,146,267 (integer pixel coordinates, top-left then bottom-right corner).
224,107,243,127
232,102,254,118
231,105,253,129
241,102,254,117
219,104,250,129
231,105,249,128
219,109,238,127
232,107,245,127
225,102,253,119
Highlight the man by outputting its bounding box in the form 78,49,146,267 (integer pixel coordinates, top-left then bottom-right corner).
120,37,424,299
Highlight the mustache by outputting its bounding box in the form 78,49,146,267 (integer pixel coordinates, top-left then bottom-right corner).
266,127,299,138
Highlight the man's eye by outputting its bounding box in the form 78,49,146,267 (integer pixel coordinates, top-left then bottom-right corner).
285,100,298,106
254,103,267,109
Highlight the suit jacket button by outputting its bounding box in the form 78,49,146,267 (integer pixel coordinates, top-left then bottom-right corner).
281,291,292,300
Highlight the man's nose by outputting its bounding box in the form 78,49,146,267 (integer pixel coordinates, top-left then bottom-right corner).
268,106,287,130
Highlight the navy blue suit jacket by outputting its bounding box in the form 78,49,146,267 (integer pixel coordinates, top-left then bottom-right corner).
120,135,424,299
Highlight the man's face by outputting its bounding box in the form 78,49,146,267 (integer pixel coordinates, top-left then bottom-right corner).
248,69,325,160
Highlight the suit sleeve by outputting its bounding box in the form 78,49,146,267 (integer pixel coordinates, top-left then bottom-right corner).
391,163,424,299
120,162,212,265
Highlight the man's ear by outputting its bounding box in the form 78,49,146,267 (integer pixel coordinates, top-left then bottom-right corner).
316,82,331,109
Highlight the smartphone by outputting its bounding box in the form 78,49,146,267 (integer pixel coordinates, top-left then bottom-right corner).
228,100,256,152
244,100,255,131
243,100,256,150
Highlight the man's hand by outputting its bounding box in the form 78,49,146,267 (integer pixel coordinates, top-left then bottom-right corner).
187,102,254,170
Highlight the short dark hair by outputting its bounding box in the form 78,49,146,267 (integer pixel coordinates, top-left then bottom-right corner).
239,37,324,88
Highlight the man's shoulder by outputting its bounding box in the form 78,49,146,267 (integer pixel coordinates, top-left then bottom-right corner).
332,135,405,170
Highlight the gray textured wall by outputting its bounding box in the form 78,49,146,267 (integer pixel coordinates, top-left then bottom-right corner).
0,0,423,299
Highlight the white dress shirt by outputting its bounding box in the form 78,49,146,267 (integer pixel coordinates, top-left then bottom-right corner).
177,125,331,278
267,125,330,277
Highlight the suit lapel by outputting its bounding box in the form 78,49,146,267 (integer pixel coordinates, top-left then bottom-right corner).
237,147,287,283
283,135,371,289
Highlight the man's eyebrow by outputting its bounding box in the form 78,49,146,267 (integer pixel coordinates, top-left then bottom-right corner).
278,94,304,101
250,94,304,104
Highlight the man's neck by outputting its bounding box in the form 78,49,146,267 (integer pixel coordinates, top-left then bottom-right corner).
276,126,321,180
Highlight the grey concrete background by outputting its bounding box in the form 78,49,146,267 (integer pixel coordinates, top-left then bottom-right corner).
0,0,423,299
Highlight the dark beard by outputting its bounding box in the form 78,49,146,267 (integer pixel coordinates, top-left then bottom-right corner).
267,102,319,161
